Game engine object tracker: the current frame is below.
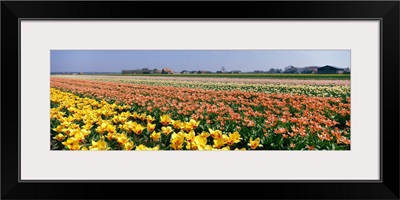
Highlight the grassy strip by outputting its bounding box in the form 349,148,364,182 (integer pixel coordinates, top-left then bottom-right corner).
91,73,351,80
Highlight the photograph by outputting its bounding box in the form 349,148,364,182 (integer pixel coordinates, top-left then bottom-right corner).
2,0,398,199
50,50,351,151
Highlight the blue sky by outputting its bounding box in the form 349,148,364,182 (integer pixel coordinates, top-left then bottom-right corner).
51,50,350,73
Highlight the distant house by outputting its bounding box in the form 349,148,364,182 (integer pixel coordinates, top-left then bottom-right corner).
231,70,242,74
162,68,174,74
197,70,212,74
317,65,344,74
180,70,189,74
302,66,319,74
343,67,351,74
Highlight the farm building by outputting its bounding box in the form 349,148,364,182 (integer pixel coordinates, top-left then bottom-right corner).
162,68,174,74
197,70,212,74
302,66,319,74
230,70,242,74
343,67,351,74
317,65,344,74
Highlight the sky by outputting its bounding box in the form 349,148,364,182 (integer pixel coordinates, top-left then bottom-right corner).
51,50,351,73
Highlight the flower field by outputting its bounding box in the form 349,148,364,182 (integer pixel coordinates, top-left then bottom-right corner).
50,76,351,151
56,75,350,98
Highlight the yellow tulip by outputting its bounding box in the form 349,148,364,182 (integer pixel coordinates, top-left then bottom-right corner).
248,137,263,150
188,119,200,129
150,131,161,141
81,128,91,137
172,120,182,130
194,135,208,150
135,144,159,151
124,140,135,150
115,133,129,144
147,123,156,133
161,126,173,135
89,138,111,150
199,131,210,138
209,128,222,139
213,137,225,149
62,137,81,150
52,125,63,133
133,124,145,135
160,114,172,126
146,115,155,123
106,132,115,141
169,132,185,150
226,131,242,146
73,131,85,142
135,144,148,150
221,146,230,151
132,112,139,119
204,145,213,150
53,133,66,142
185,130,196,143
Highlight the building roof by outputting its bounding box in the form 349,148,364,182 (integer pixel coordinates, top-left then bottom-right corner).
318,65,344,70
303,66,319,70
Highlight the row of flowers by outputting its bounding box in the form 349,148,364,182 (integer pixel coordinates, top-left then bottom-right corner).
50,77,351,150
53,76,350,98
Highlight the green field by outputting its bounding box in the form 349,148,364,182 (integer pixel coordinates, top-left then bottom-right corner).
103,73,350,80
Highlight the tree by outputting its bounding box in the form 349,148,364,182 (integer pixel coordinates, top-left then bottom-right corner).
268,68,276,73
221,66,226,72
283,65,298,73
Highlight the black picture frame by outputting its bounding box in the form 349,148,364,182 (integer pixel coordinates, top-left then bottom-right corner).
2,1,399,199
